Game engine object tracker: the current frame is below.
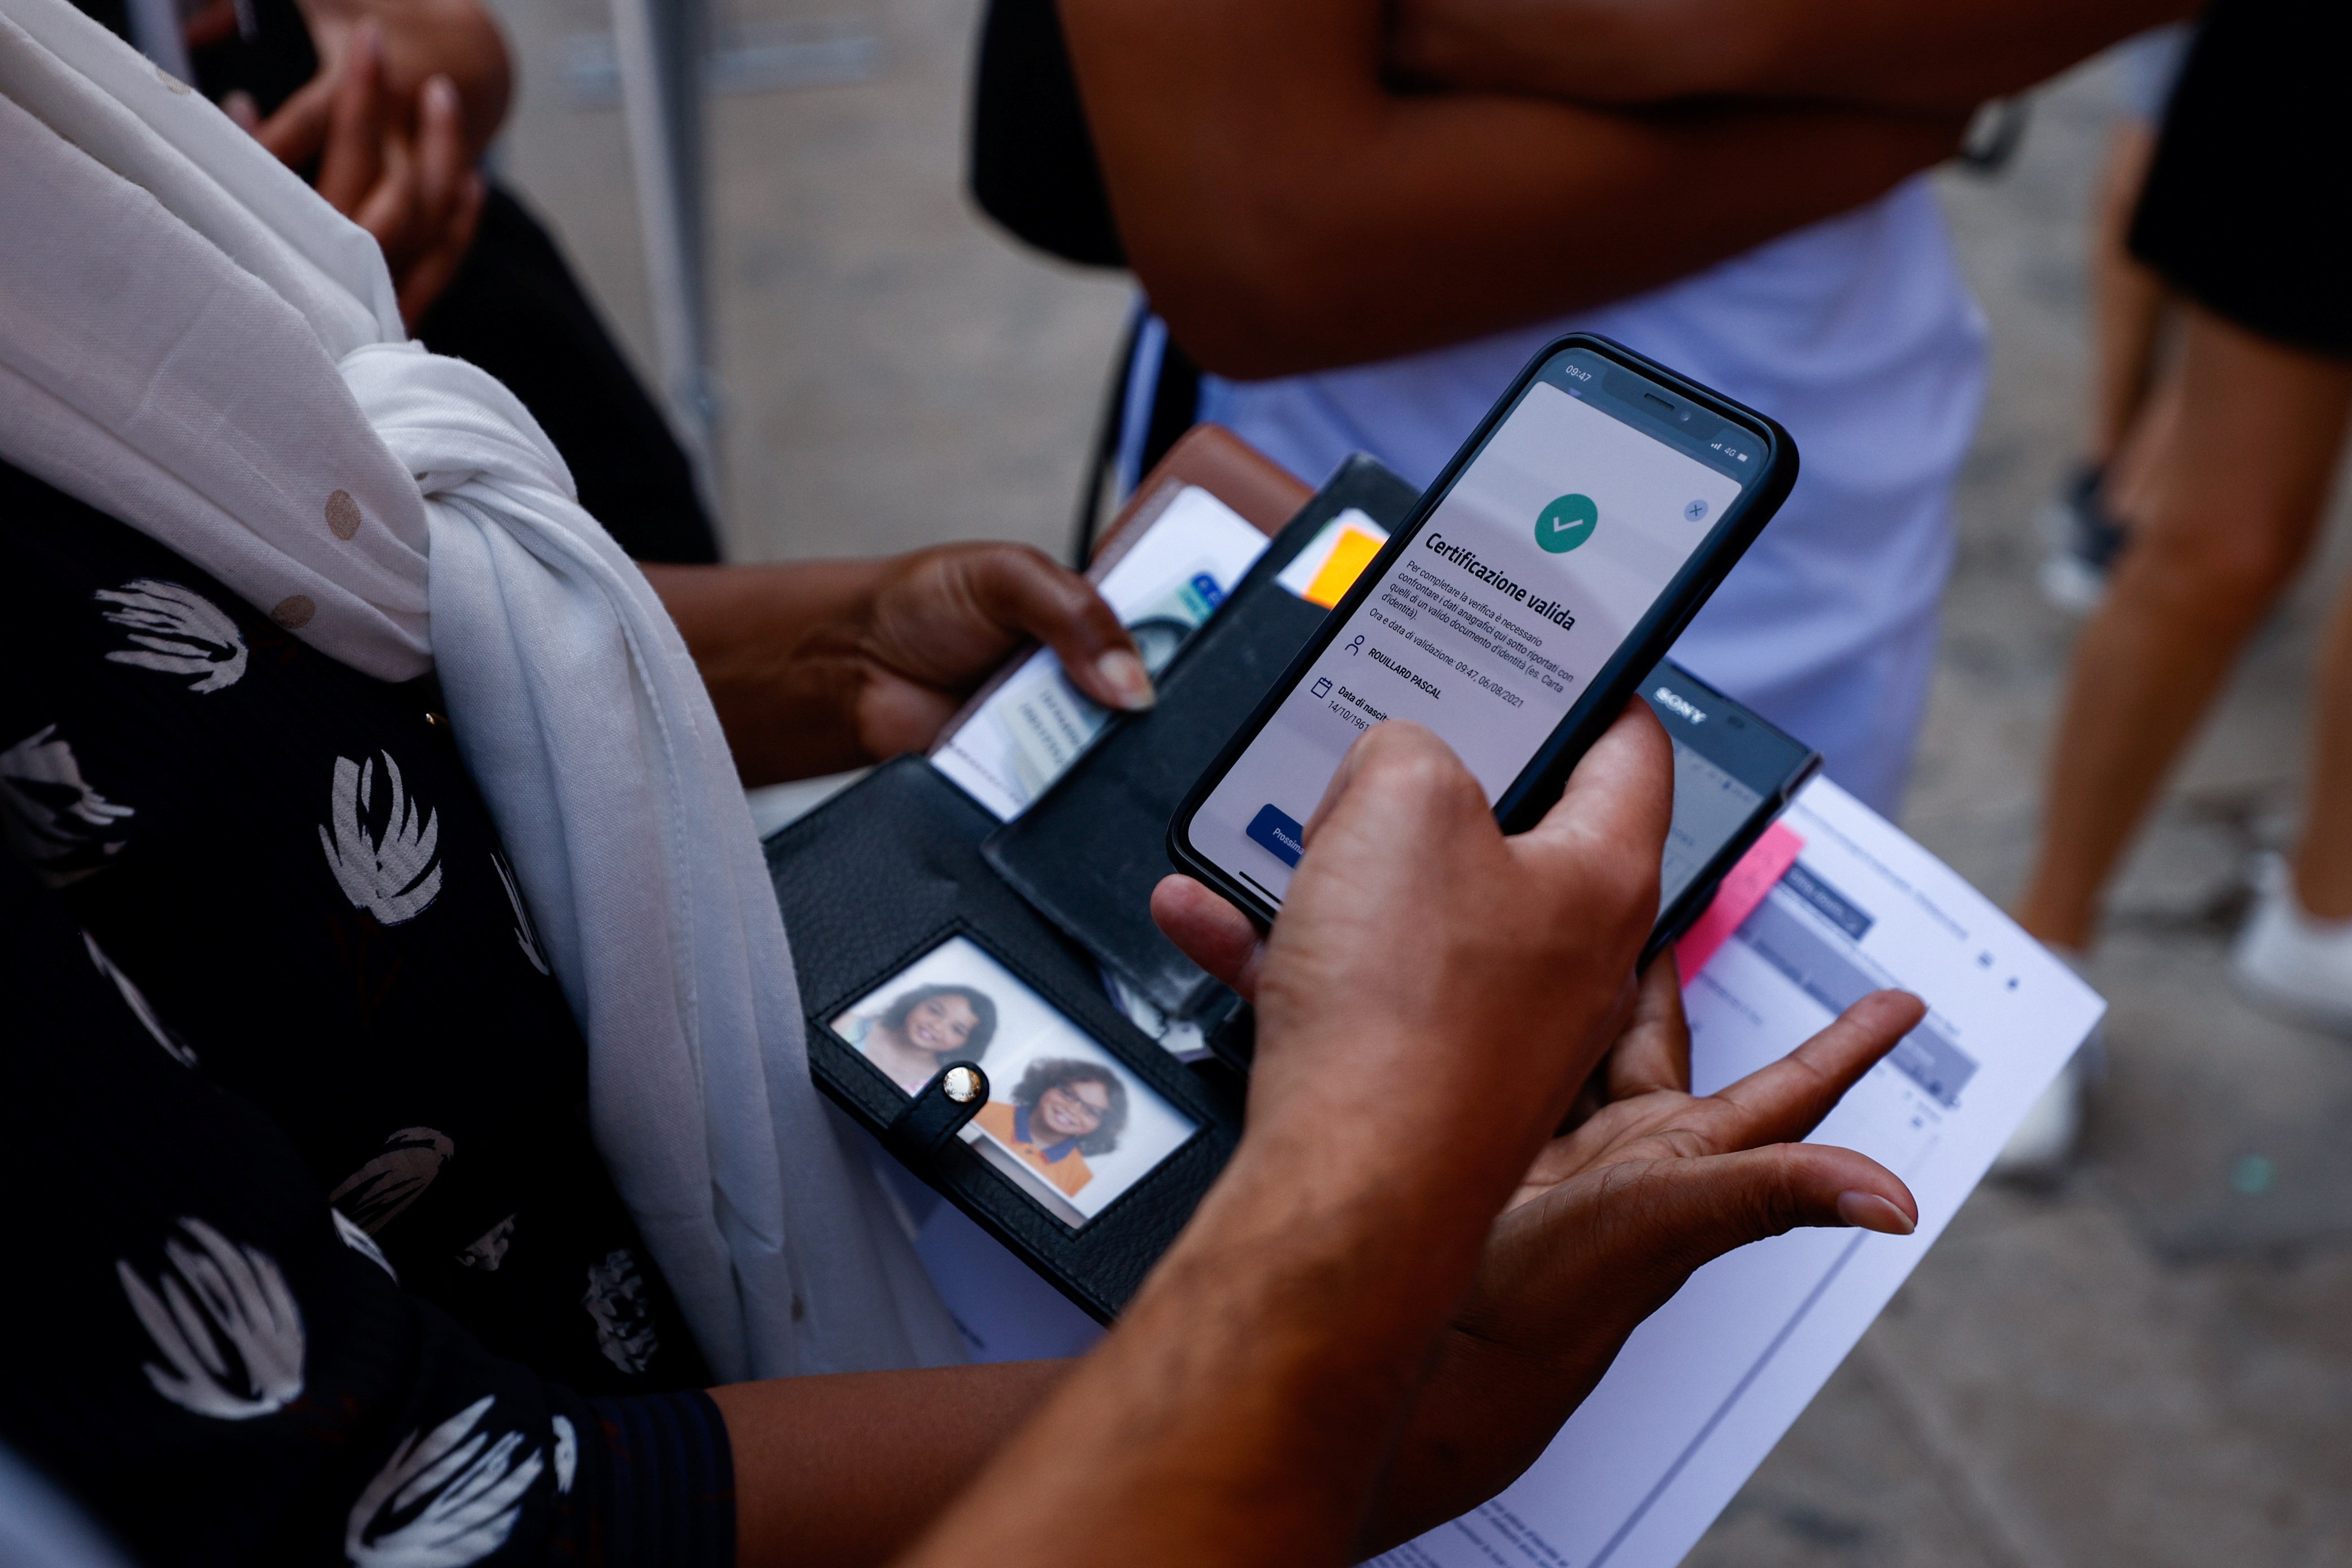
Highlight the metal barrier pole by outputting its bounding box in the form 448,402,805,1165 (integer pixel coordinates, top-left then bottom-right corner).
607,0,723,519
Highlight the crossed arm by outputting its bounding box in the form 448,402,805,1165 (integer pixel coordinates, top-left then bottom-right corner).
1062,0,1967,377
1059,0,2188,379
1388,0,2198,113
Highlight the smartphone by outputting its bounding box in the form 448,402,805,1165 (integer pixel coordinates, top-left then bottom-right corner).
1642,659,1820,962
1196,658,1819,1076
1169,333,1797,922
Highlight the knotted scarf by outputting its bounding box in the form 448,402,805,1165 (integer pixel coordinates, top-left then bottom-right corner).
0,0,964,1379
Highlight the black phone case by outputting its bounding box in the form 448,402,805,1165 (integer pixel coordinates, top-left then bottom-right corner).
1166,333,1799,926
766,755,1243,1323
983,457,1423,1019
1640,662,1821,963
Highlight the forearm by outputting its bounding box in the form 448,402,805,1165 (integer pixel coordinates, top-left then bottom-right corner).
1061,0,1963,377
1392,0,2194,114
899,1118,1513,1567
644,560,893,787
704,1061,1592,1568
1096,90,1960,376
711,1360,1069,1566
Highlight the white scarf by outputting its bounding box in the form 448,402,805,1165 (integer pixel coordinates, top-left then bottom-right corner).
0,0,964,1380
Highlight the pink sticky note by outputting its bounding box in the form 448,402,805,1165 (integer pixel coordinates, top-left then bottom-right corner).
1676,819,1806,982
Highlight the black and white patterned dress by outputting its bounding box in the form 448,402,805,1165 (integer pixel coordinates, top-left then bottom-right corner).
0,459,735,1566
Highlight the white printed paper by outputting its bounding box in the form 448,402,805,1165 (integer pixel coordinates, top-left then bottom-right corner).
1373,776,2103,1568
933,485,1270,819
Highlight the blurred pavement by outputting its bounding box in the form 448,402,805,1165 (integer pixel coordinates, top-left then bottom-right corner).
481,4,2352,1558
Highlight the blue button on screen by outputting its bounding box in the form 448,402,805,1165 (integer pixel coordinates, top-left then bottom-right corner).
1246,804,1305,867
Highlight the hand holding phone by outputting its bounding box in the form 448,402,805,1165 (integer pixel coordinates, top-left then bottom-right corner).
1170,335,1797,922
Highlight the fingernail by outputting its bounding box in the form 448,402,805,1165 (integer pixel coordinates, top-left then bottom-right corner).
1837,1191,1915,1236
426,75,458,111
1095,649,1156,711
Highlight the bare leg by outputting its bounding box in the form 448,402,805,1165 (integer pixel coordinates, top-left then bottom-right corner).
2293,577,2352,918
2086,121,2169,467
2017,310,2352,950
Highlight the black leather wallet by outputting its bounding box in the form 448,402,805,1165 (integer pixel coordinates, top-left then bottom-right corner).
764,450,1392,1322
767,755,1242,1322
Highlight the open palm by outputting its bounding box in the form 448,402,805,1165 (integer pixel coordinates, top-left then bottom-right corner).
1359,962,1924,1546
1467,961,1920,1361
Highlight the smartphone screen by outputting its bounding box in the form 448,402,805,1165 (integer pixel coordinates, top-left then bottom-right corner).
1181,342,1769,909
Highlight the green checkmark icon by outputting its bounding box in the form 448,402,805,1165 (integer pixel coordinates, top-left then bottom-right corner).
1535,493,1598,554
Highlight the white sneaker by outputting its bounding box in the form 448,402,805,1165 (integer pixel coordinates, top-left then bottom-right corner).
2037,546,2110,616
1991,1046,2088,1183
2232,853,2352,1034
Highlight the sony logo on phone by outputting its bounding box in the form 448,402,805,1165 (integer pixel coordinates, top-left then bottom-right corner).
1652,687,1707,726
